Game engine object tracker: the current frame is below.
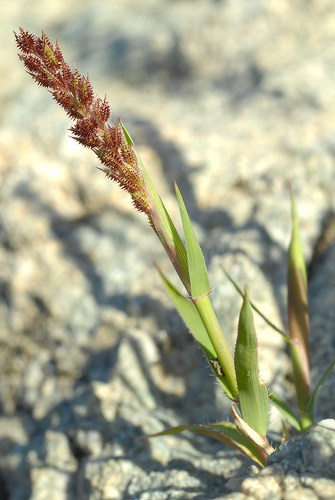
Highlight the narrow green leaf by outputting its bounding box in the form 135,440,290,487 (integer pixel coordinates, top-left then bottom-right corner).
120,119,134,147
234,289,269,436
289,191,307,286
173,185,240,397
174,183,210,300
157,266,237,399
269,391,302,432
172,185,239,395
306,360,335,415
288,190,311,424
142,164,191,293
120,121,191,295
146,421,267,467
221,266,290,342
156,266,216,359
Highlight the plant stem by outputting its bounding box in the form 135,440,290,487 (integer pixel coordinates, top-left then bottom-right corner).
195,295,238,399
290,342,314,431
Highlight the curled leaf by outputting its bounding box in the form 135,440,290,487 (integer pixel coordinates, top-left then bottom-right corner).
230,404,275,458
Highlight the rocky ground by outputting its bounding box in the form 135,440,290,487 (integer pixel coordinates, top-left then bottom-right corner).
0,1,334,499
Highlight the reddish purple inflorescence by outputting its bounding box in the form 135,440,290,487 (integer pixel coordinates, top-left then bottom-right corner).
15,28,150,215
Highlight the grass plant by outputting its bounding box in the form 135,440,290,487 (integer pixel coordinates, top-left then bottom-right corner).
15,28,335,466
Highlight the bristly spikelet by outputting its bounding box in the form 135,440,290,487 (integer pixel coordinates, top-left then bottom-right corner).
53,89,74,113
15,27,150,215
15,29,36,54
98,97,110,124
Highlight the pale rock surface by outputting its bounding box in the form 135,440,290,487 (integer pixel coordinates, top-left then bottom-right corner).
0,0,334,498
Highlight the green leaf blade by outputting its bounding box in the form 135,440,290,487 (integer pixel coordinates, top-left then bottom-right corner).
146,421,268,467
174,183,210,300
287,190,311,427
157,266,238,399
234,289,269,437
120,121,191,295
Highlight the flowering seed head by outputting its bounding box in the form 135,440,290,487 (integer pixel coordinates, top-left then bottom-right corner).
15,28,150,215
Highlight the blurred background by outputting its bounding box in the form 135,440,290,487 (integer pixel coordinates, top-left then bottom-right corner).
0,1,334,498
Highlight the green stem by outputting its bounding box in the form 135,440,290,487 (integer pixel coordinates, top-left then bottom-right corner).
195,295,238,399
289,342,314,431
300,412,314,432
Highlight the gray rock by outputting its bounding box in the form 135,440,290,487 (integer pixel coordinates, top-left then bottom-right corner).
1,0,334,498
237,419,335,500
